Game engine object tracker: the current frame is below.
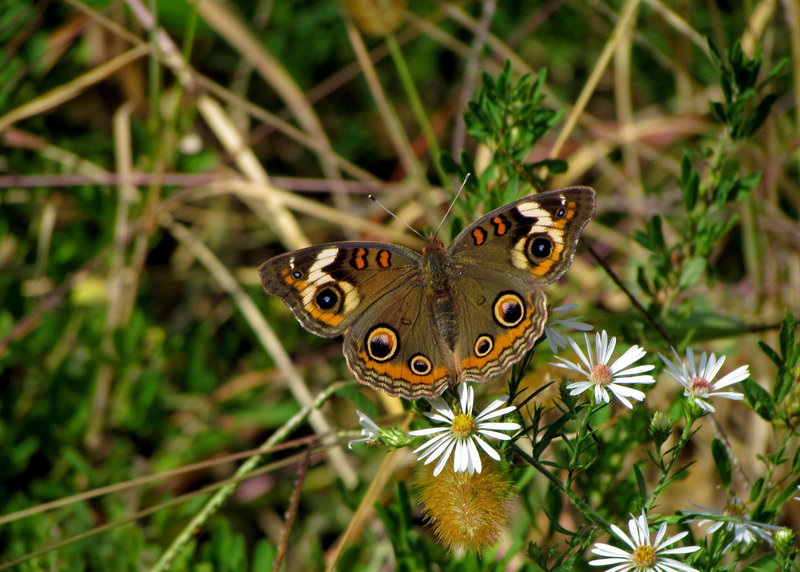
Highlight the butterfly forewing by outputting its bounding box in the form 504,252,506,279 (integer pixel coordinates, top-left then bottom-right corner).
259,187,596,399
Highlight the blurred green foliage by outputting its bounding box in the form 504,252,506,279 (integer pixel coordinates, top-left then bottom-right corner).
1,0,798,570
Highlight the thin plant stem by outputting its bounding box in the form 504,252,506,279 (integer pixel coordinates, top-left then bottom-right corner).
646,410,699,511
152,381,351,571
512,442,609,530
385,33,450,187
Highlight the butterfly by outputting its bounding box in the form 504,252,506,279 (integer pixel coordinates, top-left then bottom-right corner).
259,187,596,400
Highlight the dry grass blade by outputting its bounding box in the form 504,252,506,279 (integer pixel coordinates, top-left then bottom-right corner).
549,0,642,160
0,45,149,132
160,214,356,488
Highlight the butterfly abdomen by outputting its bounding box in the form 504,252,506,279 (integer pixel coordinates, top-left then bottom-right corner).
422,244,460,354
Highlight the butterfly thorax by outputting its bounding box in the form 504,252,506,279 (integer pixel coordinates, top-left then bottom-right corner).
422,237,459,352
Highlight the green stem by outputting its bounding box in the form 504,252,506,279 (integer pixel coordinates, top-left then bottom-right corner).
565,402,596,491
512,443,608,529
385,33,449,188
647,408,698,511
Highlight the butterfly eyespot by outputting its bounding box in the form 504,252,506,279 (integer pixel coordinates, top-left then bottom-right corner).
366,325,398,362
314,284,343,312
474,335,494,357
525,233,553,260
292,269,304,279
493,292,524,328
556,207,566,217
409,354,432,375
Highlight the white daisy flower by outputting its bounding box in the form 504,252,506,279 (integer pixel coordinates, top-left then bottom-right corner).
659,348,748,413
544,304,593,353
347,410,381,449
691,497,779,550
409,383,520,477
552,331,656,409
589,510,701,571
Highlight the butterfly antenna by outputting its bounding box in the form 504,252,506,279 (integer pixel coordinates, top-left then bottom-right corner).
368,194,426,240
433,173,470,239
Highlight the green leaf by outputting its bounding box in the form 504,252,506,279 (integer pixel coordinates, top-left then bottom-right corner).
709,100,726,124
636,266,652,295
710,438,732,487
739,93,777,139
649,215,665,251
778,310,796,360
633,463,647,505
678,257,707,289
633,229,652,251
758,340,784,370
741,379,776,420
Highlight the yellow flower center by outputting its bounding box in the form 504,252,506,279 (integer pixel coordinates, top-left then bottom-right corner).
591,364,612,385
690,376,711,394
724,500,746,520
631,544,657,567
451,413,476,438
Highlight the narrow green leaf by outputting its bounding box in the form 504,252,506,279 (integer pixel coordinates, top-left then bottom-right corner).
711,438,732,487
678,257,707,289
758,341,784,370
636,266,652,295
709,100,726,124
740,93,778,139
779,310,796,360
741,379,776,420
633,463,647,505
633,229,652,251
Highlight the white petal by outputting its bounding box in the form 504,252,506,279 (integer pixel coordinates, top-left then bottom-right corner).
472,434,501,460
427,397,455,421
571,335,594,371
616,364,656,376
607,384,647,399
478,429,514,440
600,332,616,364
590,542,632,557
610,523,638,551
656,557,701,572
614,374,656,385
609,345,646,373
454,440,469,472
476,396,509,417
432,439,456,476
692,397,715,413
408,426,450,437
425,411,454,425
594,384,610,404
546,327,565,353
420,433,455,462
552,357,590,377
587,560,632,571
412,431,450,455
567,381,593,394
348,437,368,449
459,383,473,415
712,365,749,389
707,391,744,401
356,411,380,432
477,421,520,432
466,438,482,473
704,353,725,382
652,522,670,548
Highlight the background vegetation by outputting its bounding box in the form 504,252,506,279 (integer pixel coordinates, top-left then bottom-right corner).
0,0,798,570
